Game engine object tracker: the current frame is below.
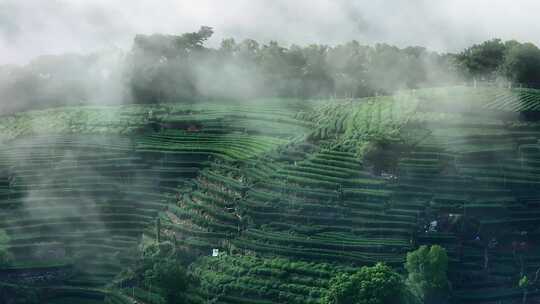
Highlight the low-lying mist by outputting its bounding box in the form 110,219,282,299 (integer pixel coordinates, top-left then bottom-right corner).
0,49,128,115
0,26,463,115
0,133,170,278
3,26,540,118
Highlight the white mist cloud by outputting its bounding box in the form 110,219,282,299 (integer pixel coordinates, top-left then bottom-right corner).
1,0,540,64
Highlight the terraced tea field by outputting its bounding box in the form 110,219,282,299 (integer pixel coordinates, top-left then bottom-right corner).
0,101,315,302
2,88,540,303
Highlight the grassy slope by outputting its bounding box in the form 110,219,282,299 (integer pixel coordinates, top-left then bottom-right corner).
2,88,540,303
0,99,316,303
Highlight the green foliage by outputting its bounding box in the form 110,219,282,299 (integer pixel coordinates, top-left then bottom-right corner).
302,94,419,154
457,38,540,86
323,262,405,304
502,42,540,85
518,275,529,289
193,254,339,304
112,239,195,304
129,26,215,103
457,39,507,78
143,258,189,304
5,31,540,116
519,276,530,304
1,28,464,114
5,83,540,304
405,245,449,304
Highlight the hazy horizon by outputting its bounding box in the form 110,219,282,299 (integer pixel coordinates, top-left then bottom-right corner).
2,0,540,65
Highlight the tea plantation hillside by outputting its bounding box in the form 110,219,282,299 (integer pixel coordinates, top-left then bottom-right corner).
1,88,540,303
0,100,315,303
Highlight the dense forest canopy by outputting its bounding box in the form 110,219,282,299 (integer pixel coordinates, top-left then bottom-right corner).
2,26,540,114
456,38,540,86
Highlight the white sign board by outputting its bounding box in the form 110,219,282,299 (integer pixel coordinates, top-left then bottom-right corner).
212,248,219,257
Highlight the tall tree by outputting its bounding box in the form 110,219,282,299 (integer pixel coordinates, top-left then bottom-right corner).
323,262,405,304
405,245,449,304
128,26,214,103
502,42,540,86
456,39,507,80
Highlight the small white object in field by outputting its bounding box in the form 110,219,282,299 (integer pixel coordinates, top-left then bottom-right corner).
212,249,219,257
429,220,438,232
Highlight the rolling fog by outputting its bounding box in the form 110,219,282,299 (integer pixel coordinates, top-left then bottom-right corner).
1,1,538,115
2,0,540,65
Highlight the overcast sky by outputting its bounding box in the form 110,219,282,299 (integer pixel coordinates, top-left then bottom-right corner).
2,0,540,65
